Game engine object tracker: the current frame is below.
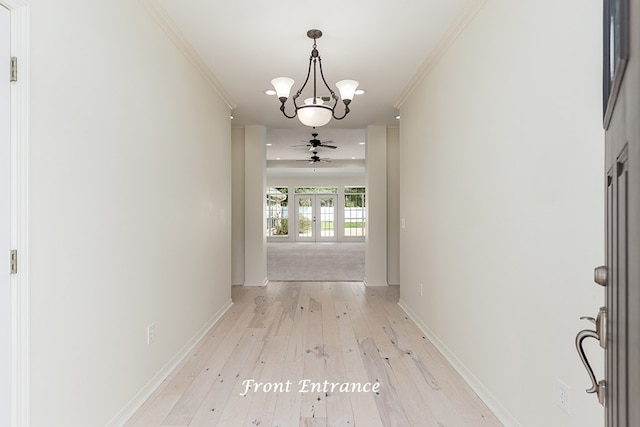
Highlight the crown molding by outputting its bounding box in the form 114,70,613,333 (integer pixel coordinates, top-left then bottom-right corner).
138,0,237,110
394,0,487,109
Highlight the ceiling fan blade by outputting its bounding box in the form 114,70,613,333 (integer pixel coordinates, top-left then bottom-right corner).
321,144,337,149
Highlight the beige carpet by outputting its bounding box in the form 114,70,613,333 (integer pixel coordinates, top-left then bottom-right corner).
267,242,365,281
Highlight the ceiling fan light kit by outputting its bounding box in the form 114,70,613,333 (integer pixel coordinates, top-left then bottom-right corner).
271,29,358,127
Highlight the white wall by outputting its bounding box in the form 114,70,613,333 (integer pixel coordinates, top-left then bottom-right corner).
244,125,267,286
365,125,388,286
398,1,605,426
29,0,232,425
267,175,365,188
387,126,400,285
231,127,245,285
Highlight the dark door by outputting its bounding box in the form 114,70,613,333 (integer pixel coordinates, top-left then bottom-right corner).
604,0,639,425
576,0,639,425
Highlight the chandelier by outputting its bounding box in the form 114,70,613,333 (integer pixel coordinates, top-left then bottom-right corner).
271,29,359,127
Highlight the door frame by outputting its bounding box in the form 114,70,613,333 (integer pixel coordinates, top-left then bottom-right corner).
0,1,29,425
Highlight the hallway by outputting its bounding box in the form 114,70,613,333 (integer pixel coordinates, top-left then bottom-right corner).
9,1,608,425
126,282,501,426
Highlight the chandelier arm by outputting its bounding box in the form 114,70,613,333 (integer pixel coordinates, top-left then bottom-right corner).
293,54,315,105
279,99,297,119
331,99,352,120
317,57,339,105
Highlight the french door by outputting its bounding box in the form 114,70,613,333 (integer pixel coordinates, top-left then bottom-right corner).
294,194,338,242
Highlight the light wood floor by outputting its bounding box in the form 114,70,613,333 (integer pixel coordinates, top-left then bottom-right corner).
126,282,502,426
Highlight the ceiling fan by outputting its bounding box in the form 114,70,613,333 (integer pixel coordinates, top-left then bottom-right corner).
293,132,338,151
296,150,331,164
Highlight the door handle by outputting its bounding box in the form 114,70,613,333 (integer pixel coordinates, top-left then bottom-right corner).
575,323,606,406
576,309,607,404
579,307,607,349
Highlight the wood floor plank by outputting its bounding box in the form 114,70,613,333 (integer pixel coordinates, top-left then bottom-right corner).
320,284,355,427
124,393,181,427
241,334,290,426
190,296,286,426
300,417,327,427
162,317,261,425
271,286,307,427
127,282,503,427
187,333,266,426
331,287,384,427
299,283,328,420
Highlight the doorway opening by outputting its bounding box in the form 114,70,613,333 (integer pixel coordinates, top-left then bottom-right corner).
266,186,365,281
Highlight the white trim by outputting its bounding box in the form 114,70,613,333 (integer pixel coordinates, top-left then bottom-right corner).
107,299,234,427
398,299,521,427
137,0,236,110
244,277,269,287
394,0,487,109
363,278,388,287
1,1,29,426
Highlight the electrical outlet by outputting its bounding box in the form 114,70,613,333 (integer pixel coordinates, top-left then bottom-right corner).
556,379,569,413
146,323,155,345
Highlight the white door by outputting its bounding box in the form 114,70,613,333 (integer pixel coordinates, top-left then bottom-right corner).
294,194,338,242
315,194,337,242
0,5,11,426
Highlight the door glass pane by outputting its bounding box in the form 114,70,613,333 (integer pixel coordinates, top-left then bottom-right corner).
266,187,288,237
297,197,313,238
344,187,366,237
319,197,335,237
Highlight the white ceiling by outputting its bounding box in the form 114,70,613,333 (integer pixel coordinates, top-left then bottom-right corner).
154,0,471,165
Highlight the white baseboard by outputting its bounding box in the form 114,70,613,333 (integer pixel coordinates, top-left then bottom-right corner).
244,277,268,287
363,278,388,287
397,299,521,427
106,299,234,427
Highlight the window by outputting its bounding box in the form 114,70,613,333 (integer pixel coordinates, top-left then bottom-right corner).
266,187,288,237
344,187,366,237
294,187,338,194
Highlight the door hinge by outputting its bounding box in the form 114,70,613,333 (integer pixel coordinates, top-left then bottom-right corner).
10,57,17,82
10,250,17,274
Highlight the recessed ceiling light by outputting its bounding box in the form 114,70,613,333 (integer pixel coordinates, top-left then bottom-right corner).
230,115,234,119
276,157,281,160
359,142,366,145
395,115,400,120
264,89,276,95
351,157,356,159
354,89,366,95
266,143,273,146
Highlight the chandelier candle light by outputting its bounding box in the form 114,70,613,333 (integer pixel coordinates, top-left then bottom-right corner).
271,29,359,127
